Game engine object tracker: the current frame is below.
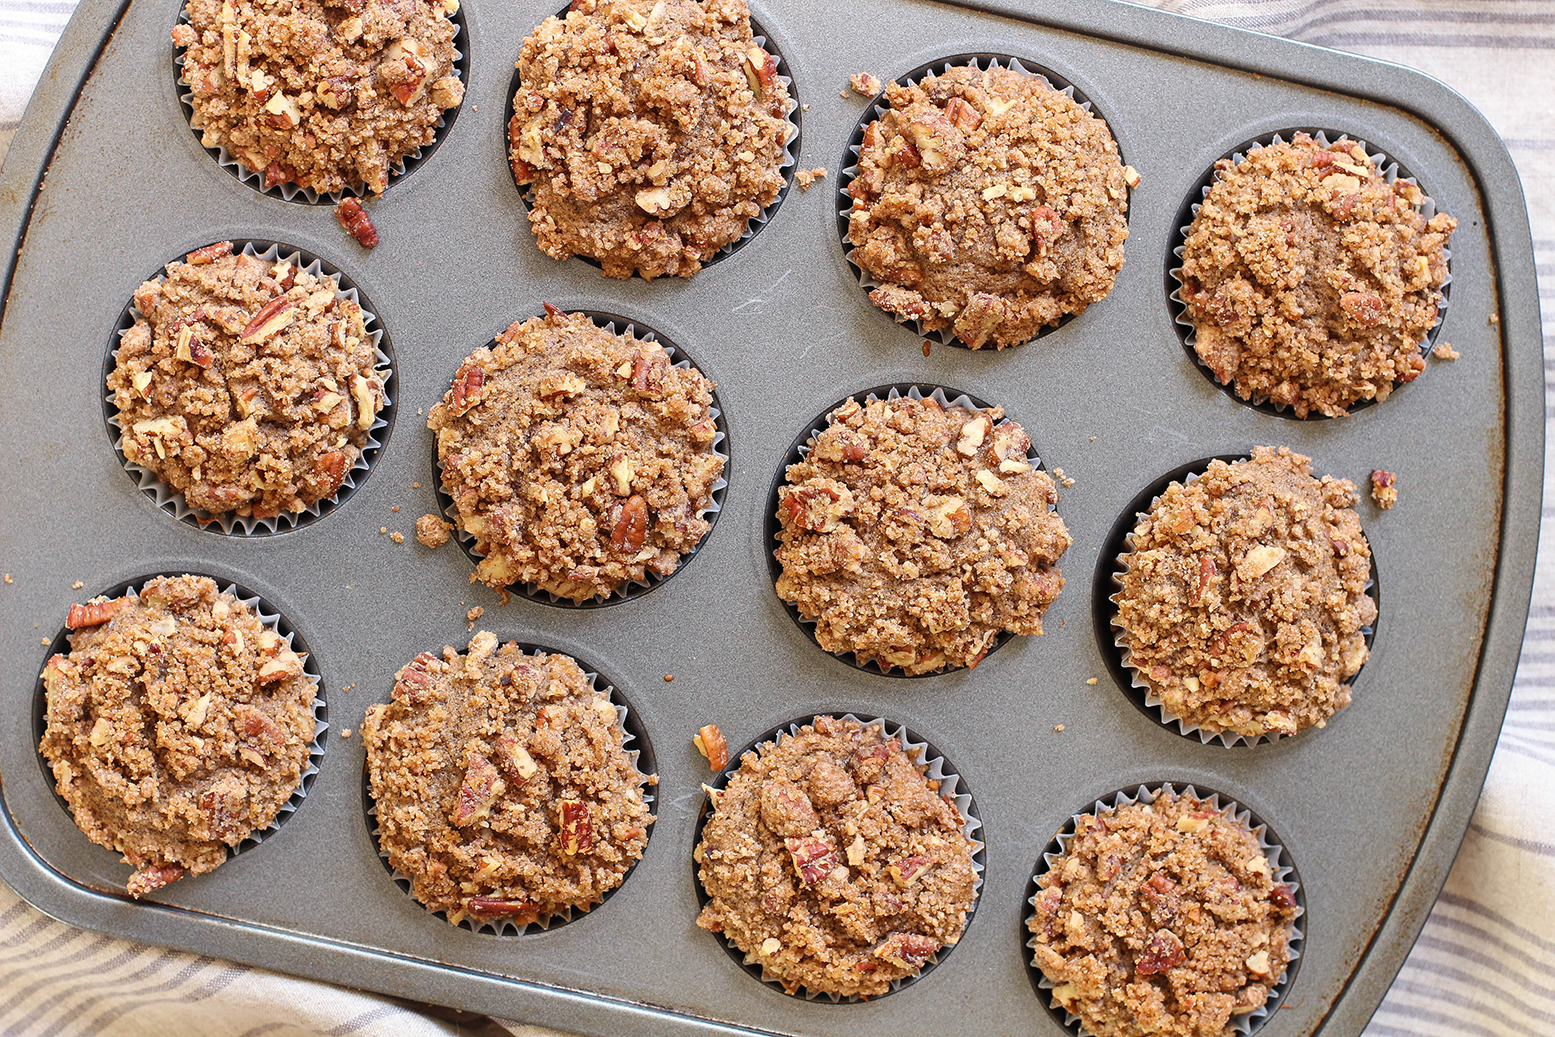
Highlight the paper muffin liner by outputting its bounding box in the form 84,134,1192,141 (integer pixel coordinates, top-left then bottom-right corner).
693,713,984,1002
364,646,655,936
173,3,469,202
1101,457,1378,748
765,383,1052,678
434,310,728,608
34,573,328,870
1168,129,1453,419
104,240,395,536
1026,783,1304,1037
837,54,1123,349
504,9,799,273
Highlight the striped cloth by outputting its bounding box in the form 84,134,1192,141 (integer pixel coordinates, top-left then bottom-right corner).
0,1,1550,1034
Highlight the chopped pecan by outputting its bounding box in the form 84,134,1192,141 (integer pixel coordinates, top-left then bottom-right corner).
695,723,729,770
888,855,930,886
1270,884,1297,910
779,485,849,533
630,347,670,392
186,241,233,265
875,932,939,969
944,96,982,131
1340,291,1386,327
1136,928,1185,974
334,197,378,248
493,733,538,782
1193,555,1217,603
393,651,439,703
236,705,288,749
466,897,542,924
610,495,648,553
314,449,350,498
451,752,503,827
785,835,841,885
559,799,593,854
846,741,894,784
448,363,485,416
240,296,296,344
126,862,185,898
66,599,126,629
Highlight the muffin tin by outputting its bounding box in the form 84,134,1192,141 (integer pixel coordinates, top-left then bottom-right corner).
0,0,1540,1035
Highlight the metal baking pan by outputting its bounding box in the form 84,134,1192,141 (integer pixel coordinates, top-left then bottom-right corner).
0,0,1539,1034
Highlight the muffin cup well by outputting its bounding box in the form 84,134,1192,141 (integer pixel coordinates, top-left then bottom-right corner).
34,573,328,867
836,54,1127,349
693,712,984,1001
433,310,728,608
1093,455,1379,747
1026,783,1304,1037
1168,129,1453,419
172,2,469,202
364,646,655,935
105,240,395,536
504,8,799,274
766,382,1053,678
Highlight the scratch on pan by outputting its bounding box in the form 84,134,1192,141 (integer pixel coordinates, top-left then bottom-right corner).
730,269,793,314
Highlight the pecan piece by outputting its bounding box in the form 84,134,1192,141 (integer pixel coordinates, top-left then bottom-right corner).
944,96,982,131
186,241,233,265
1340,291,1386,327
785,836,841,885
875,932,939,969
393,651,439,703
846,741,894,784
888,855,930,886
1193,555,1217,603
1136,928,1185,974
694,723,729,770
239,296,296,345
334,197,378,248
1270,884,1297,910
235,704,288,749
451,751,503,827
610,495,648,553
779,485,850,533
66,599,126,629
630,347,670,392
314,449,350,499
466,897,541,923
559,799,593,854
448,363,485,416
493,733,538,783
126,862,185,898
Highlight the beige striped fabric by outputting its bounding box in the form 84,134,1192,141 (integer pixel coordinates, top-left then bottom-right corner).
0,1,1551,1034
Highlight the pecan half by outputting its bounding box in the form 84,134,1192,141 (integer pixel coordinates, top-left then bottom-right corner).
334,197,378,248
66,599,126,629
186,241,233,265
451,751,503,827
448,363,485,416
1136,928,1185,974
239,296,296,344
559,799,593,854
695,723,729,770
610,495,648,553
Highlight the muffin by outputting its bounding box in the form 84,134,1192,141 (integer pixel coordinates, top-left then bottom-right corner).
38,575,317,898
1113,447,1375,740
847,63,1136,348
511,0,793,278
696,715,978,998
774,392,1070,674
1178,132,1456,417
1029,787,1299,1037
362,634,655,927
174,0,464,195
109,243,386,524
429,310,723,600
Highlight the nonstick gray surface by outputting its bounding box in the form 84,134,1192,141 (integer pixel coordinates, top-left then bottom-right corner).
0,0,1541,1035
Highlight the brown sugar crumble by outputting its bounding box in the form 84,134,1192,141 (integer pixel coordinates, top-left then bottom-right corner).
850,71,882,96
429,311,723,601
848,65,1134,348
109,244,385,521
38,575,315,898
794,167,827,190
416,513,452,547
1432,341,1459,360
72,580,84,589
174,0,465,195
465,605,483,628
1030,789,1298,1037
511,0,792,279
696,716,977,998
1114,447,1375,739
1179,133,1455,417
775,395,1070,674
389,531,405,543
363,633,655,926
1370,469,1398,510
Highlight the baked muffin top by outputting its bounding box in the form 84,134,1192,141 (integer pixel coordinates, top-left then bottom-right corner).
696,715,978,998
775,394,1069,674
1114,447,1375,739
1030,788,1299,1037
511,0,791,278
175,0,464,195
428,310,722,600
39,575,316,898
109,243,385,522
1179,133,1455,417
848,65,1135,348
363,634,654,926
